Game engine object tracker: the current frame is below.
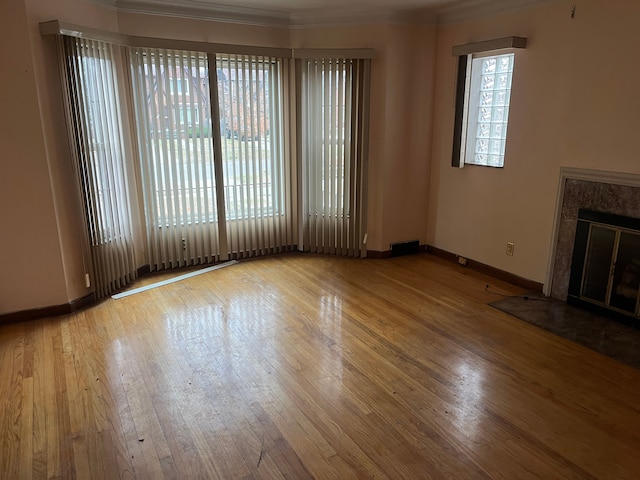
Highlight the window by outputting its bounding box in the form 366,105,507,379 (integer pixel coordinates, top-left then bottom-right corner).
451,36,526,169
169,77,190,94
131,50,216,229
462,53,514,168
216,55,285,222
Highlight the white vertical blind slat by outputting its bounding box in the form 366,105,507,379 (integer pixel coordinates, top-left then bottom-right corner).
325,58,332,254
235,56,248,254
222,55,240,253
269,57,280,249
193,56,207,261
335,60,343,255
175,51,188,264
253,57,264,252
248,57,258,254
346,59,356,256
311,60,320,252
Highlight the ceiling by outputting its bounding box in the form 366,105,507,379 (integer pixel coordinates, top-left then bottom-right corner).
98,0,550,26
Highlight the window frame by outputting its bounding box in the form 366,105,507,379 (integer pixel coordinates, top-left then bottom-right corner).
461,51,515,168
451,36,527,169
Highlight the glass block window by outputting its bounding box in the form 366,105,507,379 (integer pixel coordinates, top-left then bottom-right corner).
462,53,514,167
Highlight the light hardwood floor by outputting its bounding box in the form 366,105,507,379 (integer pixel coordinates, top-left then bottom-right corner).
1,253,639,479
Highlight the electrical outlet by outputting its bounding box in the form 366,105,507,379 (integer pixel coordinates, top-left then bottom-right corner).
458,256,468,266
506,242,515,256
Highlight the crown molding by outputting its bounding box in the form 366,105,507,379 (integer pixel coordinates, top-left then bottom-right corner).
89,0,555,28
288,6,438,28
436,0,554,24
112,0,291,26
289,7,395,28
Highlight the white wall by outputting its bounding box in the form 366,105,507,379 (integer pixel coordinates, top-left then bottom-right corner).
428,0,640,284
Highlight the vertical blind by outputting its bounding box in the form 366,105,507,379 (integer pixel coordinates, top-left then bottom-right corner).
130,48,221,270
299,58,371,257
214,54,294,258
58,33,371,294
59,36,137,298
131,49,295,269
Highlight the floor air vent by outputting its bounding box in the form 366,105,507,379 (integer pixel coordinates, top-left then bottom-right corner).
390,240,420,257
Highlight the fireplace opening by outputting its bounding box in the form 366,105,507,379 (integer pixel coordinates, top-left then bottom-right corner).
568,209,640,327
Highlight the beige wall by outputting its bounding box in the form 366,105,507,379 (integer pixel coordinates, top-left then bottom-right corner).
428,0,640,284
0,0,68,314
379,23,436,250
26,0,120,309
0,0,119,315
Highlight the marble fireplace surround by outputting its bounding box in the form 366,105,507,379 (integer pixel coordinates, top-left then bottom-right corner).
546,168,640,300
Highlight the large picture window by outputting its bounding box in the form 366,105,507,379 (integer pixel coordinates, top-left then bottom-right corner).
216,56,284,220
130,48,293,268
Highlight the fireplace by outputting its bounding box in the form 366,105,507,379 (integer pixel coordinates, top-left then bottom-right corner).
548,170,640,301
568,209,640,326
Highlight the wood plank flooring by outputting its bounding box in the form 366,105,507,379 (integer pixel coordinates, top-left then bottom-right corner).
1,253,639,479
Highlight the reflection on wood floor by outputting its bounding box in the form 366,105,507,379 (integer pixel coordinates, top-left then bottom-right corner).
1,253,639,479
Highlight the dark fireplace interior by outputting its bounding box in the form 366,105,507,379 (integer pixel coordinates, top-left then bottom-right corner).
568,209,640,327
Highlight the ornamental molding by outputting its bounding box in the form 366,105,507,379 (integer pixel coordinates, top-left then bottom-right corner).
89,0,553,27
